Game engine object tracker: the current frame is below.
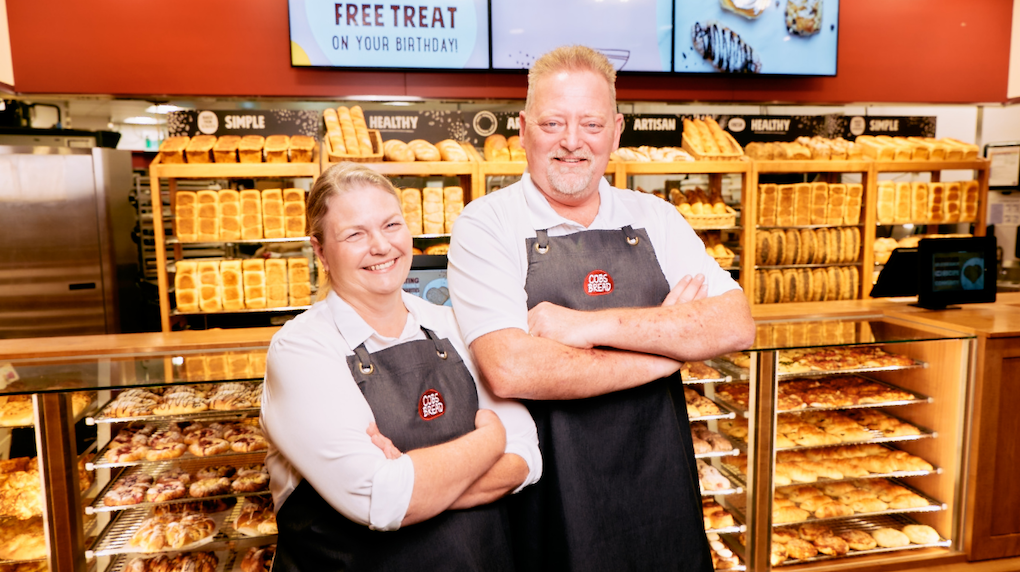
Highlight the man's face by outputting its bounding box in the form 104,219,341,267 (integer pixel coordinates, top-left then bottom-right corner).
521,69,623,201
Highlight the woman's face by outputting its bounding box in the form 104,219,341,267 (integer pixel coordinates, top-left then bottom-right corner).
313,184,413,305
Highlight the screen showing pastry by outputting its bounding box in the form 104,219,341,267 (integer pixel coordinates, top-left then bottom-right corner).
676,0,839,75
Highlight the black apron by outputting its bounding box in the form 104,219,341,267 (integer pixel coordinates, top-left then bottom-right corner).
510,226,713,572
274,327,514,572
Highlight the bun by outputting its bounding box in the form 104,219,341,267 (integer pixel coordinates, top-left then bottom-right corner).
902,524,940,545
872,527,910,548
408,139,441,161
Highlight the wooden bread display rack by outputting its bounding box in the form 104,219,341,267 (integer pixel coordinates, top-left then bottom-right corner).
679,205,738,229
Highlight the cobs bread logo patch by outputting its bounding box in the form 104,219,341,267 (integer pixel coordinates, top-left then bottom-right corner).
585,270,614,296
419,389,445,421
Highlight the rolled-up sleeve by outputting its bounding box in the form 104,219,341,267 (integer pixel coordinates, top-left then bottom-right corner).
262,324,415,531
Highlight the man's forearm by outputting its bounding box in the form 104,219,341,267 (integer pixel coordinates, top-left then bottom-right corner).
448,453,528,510
471,329,681,400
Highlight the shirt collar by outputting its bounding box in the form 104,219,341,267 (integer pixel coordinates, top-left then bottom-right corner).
325,289,432,349
521,172,633,232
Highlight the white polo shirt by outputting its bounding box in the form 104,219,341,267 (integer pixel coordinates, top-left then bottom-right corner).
448,173,742,346
261,289,542,532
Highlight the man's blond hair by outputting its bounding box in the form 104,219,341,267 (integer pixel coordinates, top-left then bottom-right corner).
524,46,617,114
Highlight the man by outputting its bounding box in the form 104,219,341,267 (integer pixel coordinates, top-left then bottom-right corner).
448,45,756,571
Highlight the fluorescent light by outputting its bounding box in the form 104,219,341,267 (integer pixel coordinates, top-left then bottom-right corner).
145,104,184,114
122,116,161,125
383,101,413,106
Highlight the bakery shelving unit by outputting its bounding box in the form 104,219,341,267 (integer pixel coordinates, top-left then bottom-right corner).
613,159,753,291
324,141,483,199
733,315,974,572
749,160,876,306
869,158,991,296
150,153,322,333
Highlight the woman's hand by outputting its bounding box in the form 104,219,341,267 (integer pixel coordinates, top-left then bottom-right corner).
367,422,403,460
662,274,707,306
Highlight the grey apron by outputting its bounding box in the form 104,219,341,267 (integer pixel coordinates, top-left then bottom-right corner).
511,225,712,572
274,327,514,572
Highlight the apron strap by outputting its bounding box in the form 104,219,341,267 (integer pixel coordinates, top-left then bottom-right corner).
622,225,640,246
420,327,449,360
352,345,374,375
534,229,551,254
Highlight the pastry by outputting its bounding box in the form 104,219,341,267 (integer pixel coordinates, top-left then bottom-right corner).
837,528,877,550
902,524,940,545
242,545,277,572
232,472,271,493
692,22,762,74
720,0,769,19
190,477,232,498
231,434,270,453
872,527,910,548
784,538,818,560
188,437,230,457
146,480,187,503
814,533,849,556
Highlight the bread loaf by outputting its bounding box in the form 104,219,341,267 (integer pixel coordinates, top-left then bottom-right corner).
197,190,220,242
893,182,911,223
264,135,290,163
444,186,464,233
944,182,962,222
928,182,945,222
239,135,265,163
797,229,815,265
758,184,778,226
813,227,829,264
265,259,288,308
507,135,526,161
766,269,784,304
220,260,244,311
337,107,361,156
782,229,799,266
240,190,263,240
422,187,445,234
799,269,815,302
401,188,423,235
288,257,313,307
350,106,374,156
756,231,771,266
855,135,895,161
944,137,980,160
283,188,306,238
825,266,839,301
408,139,441,161
793,183,812,226
962,180,980,221
218,190,242,241
812,268,828,301
848,266,859,300
845,227,860,262
159,136,189,164
437,139,469,162
911,182,929,222
242,259,266,309
777,185,796,226
186,135,216,163
198,261,222,312
213,136,240,163
484,134,511,161
781,269,800,303
290,135,315,163
384,139,416,162
845,184,863,225
770,230,786,266
176,191,199,242
877,182,895,224
826,184,846,225
755,271,768,304
261,189,285,239
175,261,199,313
810,182,828,225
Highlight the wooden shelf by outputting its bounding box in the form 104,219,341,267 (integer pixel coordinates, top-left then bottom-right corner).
874,159,989,172
621,159,751,174
754,160,873,173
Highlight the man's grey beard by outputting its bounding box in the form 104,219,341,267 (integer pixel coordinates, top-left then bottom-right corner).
546,151,596,196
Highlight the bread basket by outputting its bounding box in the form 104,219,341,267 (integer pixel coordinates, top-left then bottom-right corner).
680,205,738,229
682,131,745,161
325,129,384,163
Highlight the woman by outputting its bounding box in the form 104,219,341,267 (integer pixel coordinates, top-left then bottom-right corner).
261,162,541,571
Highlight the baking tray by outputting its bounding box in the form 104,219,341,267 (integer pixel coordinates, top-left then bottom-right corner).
712,375,932,416
106,550,230,572
701,464,746,498
771,513,951,566
716,532,747,572
87,498,277,558
0,392,98,429
681,360,733,385
88,392,261,425
775,412,938,453
717,351,926,381
87,455,269,515
87,421,267,471
769,480,946,526
688,397,738,422
720,446,940,488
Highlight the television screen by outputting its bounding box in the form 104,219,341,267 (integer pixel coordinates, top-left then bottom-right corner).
403,255,451,306
490,0,673,72
674,0,839,75
288,0,490,69
916,237,996,310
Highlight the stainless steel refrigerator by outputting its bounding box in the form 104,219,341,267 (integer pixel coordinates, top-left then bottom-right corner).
0,145,130,338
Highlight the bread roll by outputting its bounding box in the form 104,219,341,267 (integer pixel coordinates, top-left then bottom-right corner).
759,184,778,226
793,183,812,226
810,182,828,225
408,139,441,161
872,528,910,548
214,135,241,163
877,182,895,224
159,136,189,164
777,185,796,226
484,134,510,161
845,184,863,225
436,139,469,162
902,524,940,545
239,135,265,163
185,135,216,163
384,139,415,162
425,243,449,255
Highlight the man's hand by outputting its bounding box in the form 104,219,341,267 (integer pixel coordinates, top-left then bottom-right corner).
367,422,402,460
527,302,601,349
662,274,707,306
473,409,507,450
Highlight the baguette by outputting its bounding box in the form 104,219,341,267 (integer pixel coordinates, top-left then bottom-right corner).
350,106,374,156
337,107,361,156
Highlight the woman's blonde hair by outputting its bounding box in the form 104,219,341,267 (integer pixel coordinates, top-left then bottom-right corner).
525,45,617,115
307,162,401,300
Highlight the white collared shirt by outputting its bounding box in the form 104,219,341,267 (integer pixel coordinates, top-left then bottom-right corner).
448,173,742,346
261,289,542,531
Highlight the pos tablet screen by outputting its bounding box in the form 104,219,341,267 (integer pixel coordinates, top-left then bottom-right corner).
916,236,997,310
